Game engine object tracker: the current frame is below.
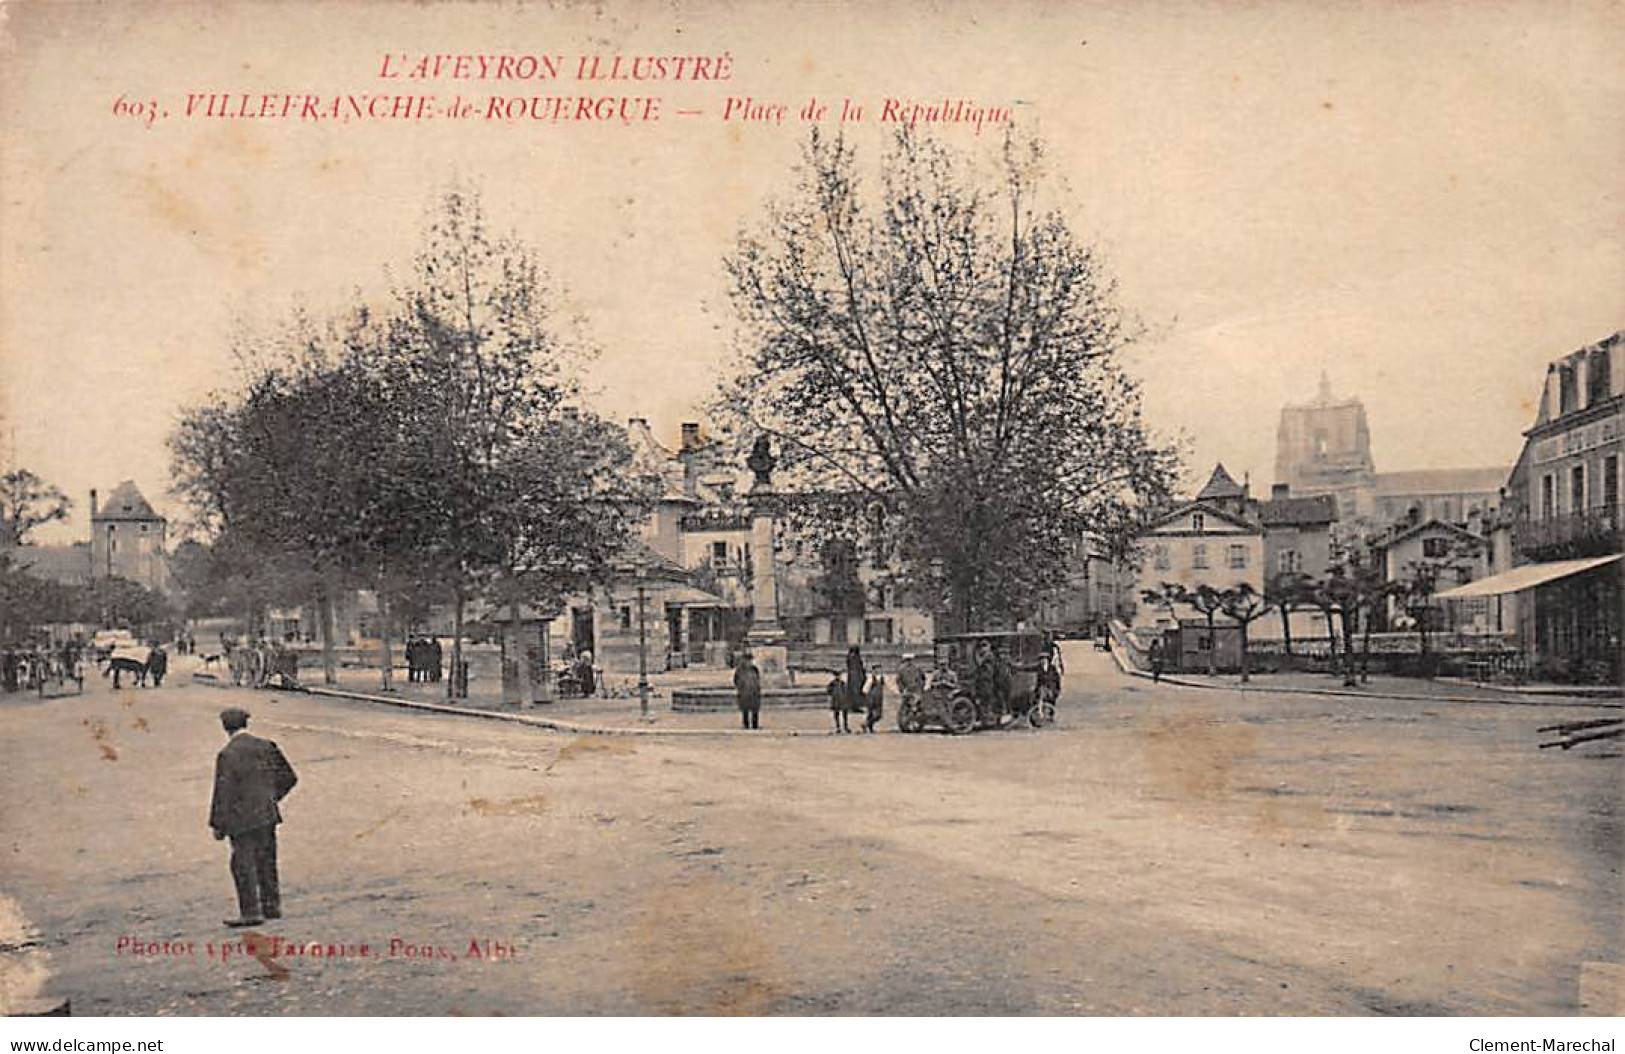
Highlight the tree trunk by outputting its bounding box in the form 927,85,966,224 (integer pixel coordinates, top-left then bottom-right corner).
1238,620,1250,683
1280,604,1294,657
508,594,532,708
1206,612,1218,677
317,587,338,686
1360,608,1374,684
378,586,394,692
1339,608,1357,686
449,585,466,700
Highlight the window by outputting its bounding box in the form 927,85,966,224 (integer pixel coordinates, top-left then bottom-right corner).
1228,545,1247,569
863,618,894,645
1605,455,1619,510
1313,431,1328,458
619,606,632,630
711,540,728,569
1571,464,1585,513
1277,549,1300,574
1190,513,1205,533
1422,537,1449,559
1153,545,1170,570
1541,474,1555,519
1588,347,1612,407
1192,543,1208,569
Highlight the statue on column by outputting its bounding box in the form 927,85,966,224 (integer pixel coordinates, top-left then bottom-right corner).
747,435,776,488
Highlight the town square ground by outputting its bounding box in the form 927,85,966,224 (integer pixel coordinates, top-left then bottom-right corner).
1,645,1619,1016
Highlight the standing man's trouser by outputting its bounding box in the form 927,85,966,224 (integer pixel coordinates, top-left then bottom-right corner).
228,824,281,918
740,704,760,729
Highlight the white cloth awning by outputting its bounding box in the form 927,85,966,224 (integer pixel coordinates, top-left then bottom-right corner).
1436,554,1621,599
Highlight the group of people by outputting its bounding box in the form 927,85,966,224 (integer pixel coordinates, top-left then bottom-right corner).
220,635,296,690
1,638,84,693
405,636,444,684
826,644,886,734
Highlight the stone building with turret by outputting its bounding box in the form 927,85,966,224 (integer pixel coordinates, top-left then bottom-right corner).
88,480,169,592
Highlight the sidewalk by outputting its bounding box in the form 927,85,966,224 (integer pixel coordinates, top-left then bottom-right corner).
190,660,891,737
1114,660,1620,709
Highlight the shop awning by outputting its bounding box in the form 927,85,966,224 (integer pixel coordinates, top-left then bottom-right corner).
1435,554,1622,599
608,583,730,608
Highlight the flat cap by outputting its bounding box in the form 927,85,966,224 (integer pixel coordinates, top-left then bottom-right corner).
219,707,250,729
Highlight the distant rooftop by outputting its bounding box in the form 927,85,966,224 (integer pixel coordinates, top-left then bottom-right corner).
94,480,164,522
1375,467,1507,497
1195,462,1246,501
1258,494,1338,527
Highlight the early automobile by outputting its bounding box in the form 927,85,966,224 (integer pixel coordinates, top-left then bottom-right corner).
897,629,1059,734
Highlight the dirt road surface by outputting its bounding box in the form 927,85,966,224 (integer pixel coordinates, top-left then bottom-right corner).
2,646,1618,1015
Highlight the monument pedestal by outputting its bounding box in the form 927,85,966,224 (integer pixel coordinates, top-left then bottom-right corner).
745,633,791,688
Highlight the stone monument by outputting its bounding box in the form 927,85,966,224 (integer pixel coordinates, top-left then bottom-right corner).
744,436,792,687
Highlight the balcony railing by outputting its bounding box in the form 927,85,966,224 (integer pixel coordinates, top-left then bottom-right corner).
1514,506,1623,560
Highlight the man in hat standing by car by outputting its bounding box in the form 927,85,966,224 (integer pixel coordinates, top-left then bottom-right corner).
208,707,298,927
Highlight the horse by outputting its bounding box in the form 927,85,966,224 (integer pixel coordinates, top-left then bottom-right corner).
101,654,149,689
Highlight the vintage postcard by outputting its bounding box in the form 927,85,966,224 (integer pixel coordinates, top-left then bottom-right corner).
0,0,1621,1034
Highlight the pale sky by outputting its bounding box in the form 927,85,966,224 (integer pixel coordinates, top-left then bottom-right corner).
3,0,1621,544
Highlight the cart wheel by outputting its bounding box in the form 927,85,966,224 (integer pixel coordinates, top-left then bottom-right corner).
945,696,977,735
1029,701,1056,728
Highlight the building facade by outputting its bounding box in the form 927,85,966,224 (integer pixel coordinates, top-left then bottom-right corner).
1493,330,1623,680
1133,465,1267,627
88,481,169,593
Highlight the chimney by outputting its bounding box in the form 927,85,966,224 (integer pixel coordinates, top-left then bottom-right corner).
1271,482,1289,499
680,422,701,450
627,416,647,430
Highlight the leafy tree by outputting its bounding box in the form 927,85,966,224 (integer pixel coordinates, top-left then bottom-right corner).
0,469,72,547
718,129,1177,631
0,553,78,641
1396,539,1477,666
1265,570,1315,658
1220,583,1274,683
172,308,402,684
378,186,653,697
1139,582,1229,676
78,575,168,632
173,187,651,697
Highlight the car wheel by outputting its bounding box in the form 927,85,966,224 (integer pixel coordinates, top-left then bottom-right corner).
946,696,977,735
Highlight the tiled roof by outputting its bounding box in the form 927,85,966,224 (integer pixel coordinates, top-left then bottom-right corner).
1374,467,1507,497
95,480,163,521
1258,494,1337,527
1195,463,1246,500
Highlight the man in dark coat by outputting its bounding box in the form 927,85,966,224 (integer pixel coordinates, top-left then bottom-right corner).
733,652,762,730
208,707,298,927
146,643,168,688
845,645,866,722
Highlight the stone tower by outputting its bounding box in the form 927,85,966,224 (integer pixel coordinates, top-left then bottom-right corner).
1274,373,1376,521
89,480,169,591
